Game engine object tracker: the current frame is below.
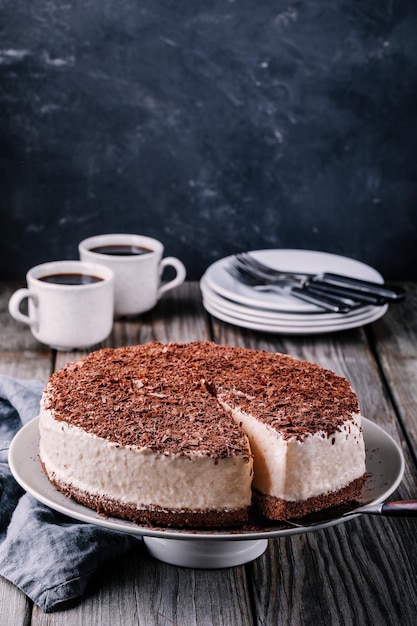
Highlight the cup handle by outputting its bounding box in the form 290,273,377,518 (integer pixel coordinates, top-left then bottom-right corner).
8,288,38,328
158,257,187,297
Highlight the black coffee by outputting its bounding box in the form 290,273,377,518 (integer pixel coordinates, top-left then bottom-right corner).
39,273,104,285
90,244,153,256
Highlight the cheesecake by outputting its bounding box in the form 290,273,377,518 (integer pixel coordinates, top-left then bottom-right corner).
39,342,366,527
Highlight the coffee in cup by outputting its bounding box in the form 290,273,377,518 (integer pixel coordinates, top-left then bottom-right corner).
8,260,114,350
78,234,186,316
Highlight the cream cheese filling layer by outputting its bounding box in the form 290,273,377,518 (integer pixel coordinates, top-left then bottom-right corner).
221,402,366,501
39,409,253,511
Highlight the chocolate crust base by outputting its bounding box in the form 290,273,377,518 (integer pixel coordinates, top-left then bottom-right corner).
41,461,250,529
253,474,367,520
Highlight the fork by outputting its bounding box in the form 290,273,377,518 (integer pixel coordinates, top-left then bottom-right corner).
234,252,406,305
226,264,355,313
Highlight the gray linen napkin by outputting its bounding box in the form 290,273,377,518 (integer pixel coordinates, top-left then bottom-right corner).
0,375,139,612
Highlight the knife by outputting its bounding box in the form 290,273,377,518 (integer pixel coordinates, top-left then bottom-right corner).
304,282,389,306
307,273,406,303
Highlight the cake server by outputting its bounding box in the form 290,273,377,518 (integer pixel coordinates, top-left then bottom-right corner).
285,499,417,528
233,253,406,304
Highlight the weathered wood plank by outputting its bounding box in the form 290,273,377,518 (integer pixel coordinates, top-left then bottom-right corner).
0,282,52,380
0,282,47,621
368,283,417,460
251,514,417,626
110,281,211,346
0,282,41,353
0,576,32,626
31,547,253,626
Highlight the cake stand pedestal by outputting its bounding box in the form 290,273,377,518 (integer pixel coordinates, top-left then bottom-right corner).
143,537,268,568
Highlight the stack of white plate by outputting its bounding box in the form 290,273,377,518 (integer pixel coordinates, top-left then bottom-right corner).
200,249,388,335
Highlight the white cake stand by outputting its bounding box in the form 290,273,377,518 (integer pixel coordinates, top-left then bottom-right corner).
143,536,268,568
8,418,404,569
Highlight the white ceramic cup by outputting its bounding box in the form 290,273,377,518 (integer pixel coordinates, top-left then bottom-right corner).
8,260,114,350
78,234,186,316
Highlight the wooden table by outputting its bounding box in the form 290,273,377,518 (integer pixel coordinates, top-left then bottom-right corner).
1,280,416,626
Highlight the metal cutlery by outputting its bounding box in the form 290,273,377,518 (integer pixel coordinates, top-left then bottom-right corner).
233,252,406,305
299,281,389,306
226,264,358,313
284,499,417,528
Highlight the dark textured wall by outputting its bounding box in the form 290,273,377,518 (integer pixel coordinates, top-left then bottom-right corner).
1,1,416,280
